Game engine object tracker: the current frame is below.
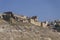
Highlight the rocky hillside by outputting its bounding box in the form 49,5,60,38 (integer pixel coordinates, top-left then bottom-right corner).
0,12,60,40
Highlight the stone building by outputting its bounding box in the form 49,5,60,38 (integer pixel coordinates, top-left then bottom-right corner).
2,12,15,21
41,21,48,28
28,16,41,26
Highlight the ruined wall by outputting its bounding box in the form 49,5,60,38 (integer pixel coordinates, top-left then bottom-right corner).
0,12,44,27
30,19,41,26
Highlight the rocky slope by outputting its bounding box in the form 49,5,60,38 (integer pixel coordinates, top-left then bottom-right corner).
0,19,60,40
0,12,60,40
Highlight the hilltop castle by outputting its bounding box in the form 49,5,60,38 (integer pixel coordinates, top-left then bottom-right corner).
0,12,48,27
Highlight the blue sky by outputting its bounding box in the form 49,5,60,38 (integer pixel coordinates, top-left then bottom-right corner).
0,0,60,21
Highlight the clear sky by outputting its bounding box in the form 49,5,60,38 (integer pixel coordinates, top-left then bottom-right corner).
0,0,60,21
